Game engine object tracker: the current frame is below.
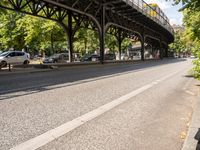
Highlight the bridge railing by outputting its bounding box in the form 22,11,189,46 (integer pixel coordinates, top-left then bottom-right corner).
124,0,174,35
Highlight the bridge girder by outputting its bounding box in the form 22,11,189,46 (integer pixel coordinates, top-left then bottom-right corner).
0,0,174,62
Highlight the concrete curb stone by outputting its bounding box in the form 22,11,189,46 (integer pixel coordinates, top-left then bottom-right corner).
182,96,200,150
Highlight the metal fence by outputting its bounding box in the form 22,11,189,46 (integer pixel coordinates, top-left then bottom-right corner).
124,0,174,35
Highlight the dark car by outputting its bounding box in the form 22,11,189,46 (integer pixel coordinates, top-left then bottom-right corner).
43,53,68,63
80,54,100,62
104,53,116,60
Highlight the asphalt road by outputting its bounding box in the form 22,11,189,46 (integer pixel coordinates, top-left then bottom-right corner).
0,58,199,150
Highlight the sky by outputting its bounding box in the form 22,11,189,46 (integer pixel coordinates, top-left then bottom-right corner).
144,0,183,25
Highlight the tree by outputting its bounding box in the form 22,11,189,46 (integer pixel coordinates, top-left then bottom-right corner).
15,15,66,55
170,26,196,58
74,28,99,55
0,8,135,60
0,11,25,50
172,0,200,11
179,8,200,78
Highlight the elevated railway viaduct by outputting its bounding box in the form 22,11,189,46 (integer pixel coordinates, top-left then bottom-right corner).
0,0,174,63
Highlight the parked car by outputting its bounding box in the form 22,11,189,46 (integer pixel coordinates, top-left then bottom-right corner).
43,53,68,63
190,55,195,58
73,53,81,62
0,51,30,67
81,54,100,62
121,53,129,60
104,53,116,60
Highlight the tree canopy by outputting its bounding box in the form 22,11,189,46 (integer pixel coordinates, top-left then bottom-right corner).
173,0,200,11
0,10,133,57
171,0,200,79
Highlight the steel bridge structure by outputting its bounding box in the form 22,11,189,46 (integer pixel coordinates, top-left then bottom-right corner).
0,0,174,63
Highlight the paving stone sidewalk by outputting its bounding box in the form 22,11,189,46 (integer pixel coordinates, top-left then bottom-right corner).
182,94,200,150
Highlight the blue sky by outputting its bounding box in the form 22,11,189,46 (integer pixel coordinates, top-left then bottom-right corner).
144,0,183,25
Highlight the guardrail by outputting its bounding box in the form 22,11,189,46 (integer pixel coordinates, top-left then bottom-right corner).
123,0,174,35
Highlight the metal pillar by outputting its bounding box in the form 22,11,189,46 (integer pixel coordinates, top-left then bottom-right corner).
159,41,163,60
165,45,169,57
99,5,105,64
68,11,73,62
117,29,122,61
152,45,156,59
141,35,145,61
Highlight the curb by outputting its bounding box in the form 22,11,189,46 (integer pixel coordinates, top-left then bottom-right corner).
0,59,151,76
0,58,176,76
0,68,54,75
182,96,200,150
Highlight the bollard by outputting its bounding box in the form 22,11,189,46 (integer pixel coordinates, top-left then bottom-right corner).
195,128,200,150
9,64,11,72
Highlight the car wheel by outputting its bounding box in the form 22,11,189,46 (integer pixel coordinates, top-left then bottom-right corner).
23,60,29,65
1,61,7,68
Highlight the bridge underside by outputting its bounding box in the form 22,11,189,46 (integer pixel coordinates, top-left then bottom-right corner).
0,0,174,62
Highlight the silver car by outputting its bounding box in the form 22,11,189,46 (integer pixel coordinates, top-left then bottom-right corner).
0,51,30,67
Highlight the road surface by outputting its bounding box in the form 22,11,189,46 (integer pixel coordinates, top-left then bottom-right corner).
0,58,199,150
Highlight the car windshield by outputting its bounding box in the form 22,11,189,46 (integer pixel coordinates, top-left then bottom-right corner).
0,51,9,57
49,54,60,58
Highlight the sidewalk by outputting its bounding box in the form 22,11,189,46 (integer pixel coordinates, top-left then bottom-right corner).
182,94,200,150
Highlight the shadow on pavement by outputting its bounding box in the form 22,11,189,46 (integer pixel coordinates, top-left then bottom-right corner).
195,128,200,150
0,58,187,100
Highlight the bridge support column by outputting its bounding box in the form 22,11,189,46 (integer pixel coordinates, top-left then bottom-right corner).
141,34,145,61
159,41,163,60
99,5,105,64
58,12,74,63
67,11,74,62
117,29,123,61
165,45,169,57
59,11,82,63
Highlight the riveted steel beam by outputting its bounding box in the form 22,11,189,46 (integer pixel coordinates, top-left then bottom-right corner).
0,0,174,63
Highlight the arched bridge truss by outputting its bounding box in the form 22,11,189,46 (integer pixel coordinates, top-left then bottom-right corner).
0,0,174,62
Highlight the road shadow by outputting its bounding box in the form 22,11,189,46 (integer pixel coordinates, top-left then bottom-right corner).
195,128,200,150
185,75,194,78
0,58,187,100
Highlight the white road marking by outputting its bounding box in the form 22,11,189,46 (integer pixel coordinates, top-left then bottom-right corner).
10,70,182,150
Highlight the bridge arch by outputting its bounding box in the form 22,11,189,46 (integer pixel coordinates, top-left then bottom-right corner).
0,0,174,63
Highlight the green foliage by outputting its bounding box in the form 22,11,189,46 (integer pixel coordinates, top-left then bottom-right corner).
169,30,192,57
122,38,132,53
193,59,200,79
0,11,68,55
168,0,200,79
74,28,99,55
172,0,200,11
0,9,134,58
179,7,200,79
0,11,24,50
